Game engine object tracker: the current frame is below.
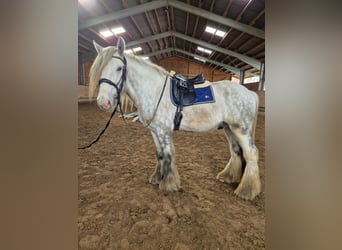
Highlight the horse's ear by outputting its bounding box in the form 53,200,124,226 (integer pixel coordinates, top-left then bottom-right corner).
117,36,125,56
93,40,103,54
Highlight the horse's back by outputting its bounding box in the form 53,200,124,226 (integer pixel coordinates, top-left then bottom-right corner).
212,80,258,104
210,80,258,125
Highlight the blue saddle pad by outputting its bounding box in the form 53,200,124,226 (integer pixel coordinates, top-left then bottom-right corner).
170,83,215,107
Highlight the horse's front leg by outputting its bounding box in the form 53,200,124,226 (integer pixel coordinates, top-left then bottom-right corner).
149,131,163,185
150,129,180,192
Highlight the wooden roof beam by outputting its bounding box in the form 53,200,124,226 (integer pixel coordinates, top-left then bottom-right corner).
79,0,264,40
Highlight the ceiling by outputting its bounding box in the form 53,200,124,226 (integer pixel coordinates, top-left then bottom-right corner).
78,0,265,77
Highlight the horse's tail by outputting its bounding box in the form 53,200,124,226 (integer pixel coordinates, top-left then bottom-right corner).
251,92,259,141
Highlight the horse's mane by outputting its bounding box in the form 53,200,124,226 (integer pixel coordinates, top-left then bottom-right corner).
88,46,116,97
126,53,168,76
88,46,168,97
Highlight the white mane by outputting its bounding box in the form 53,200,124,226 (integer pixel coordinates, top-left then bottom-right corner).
124,53,168,76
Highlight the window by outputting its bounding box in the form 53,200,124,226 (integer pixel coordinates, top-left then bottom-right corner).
244,76,260,84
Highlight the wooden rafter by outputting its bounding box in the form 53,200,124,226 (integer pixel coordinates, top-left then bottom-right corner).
154,9,168,51
183,0,191,51
98,0,134,41
199,0,216,41
139,0,163,51
207,0,253,68
207,0,232,43
191,0,202,38
121,0,153,51
210,8,265,70
78,0,264,72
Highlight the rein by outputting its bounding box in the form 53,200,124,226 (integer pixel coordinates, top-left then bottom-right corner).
78,55,127,150
143,74,169,128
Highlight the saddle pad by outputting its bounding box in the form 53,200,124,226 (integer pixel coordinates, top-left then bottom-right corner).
170,81,216,107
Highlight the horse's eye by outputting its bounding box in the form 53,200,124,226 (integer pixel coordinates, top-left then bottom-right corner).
117,67,122,71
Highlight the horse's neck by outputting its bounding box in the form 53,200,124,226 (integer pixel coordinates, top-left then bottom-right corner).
125,57,167,118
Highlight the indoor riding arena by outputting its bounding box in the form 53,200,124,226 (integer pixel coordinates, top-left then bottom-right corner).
78,0,265,249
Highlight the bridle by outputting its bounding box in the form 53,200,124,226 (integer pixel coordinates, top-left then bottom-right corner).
98,55,127,105
78,55,127,150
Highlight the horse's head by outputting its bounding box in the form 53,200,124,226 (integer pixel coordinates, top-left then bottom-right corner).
92,37,127,111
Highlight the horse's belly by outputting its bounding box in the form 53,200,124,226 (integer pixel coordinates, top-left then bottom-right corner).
179,104,222,132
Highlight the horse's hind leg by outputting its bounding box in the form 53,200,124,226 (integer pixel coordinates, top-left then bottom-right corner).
149,130,180,192
149,131,163,185
232,131,261,200
216,124,244,184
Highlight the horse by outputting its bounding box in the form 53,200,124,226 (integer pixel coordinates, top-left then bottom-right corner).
88,37,261,200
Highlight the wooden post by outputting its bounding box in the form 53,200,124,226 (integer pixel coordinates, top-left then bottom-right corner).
79,63,84,85
240,70,245,84
258,62,265,91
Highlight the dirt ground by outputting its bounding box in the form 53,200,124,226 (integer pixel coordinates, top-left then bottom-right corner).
78,102,265,250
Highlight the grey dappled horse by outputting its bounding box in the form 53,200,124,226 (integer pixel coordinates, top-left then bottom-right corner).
88,37,260,200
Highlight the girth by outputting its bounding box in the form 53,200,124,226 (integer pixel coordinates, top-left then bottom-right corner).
171,72,205,130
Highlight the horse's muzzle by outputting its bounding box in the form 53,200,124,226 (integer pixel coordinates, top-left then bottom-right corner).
97,97,113,111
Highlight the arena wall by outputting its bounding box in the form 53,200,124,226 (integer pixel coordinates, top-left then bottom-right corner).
78,57,264,103
155,56,232,82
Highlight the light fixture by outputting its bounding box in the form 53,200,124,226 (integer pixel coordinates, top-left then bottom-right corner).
215,30,226,37
99,26,125,38
99,30,113,38
78,0,97,7
197,46,212,54
111,26,125,35
205,25,226,37
205,26,216,34
132,47,142,52
125,47,142,54
194,56,206,63
142,56,149,60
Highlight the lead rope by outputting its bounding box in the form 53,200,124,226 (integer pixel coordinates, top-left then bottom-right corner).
78,102,120,150
78,94,130,150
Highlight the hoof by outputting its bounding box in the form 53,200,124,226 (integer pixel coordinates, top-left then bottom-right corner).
149,172,161,185
159,173,181,193
149,165,162,185
216,169,241,184
234,178,261,200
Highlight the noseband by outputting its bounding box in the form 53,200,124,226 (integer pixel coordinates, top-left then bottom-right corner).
99,55,127,104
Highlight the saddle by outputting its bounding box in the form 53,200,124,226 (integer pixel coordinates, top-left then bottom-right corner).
171,72,205,130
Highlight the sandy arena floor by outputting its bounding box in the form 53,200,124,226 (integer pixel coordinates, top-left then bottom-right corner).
78,102,265,249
